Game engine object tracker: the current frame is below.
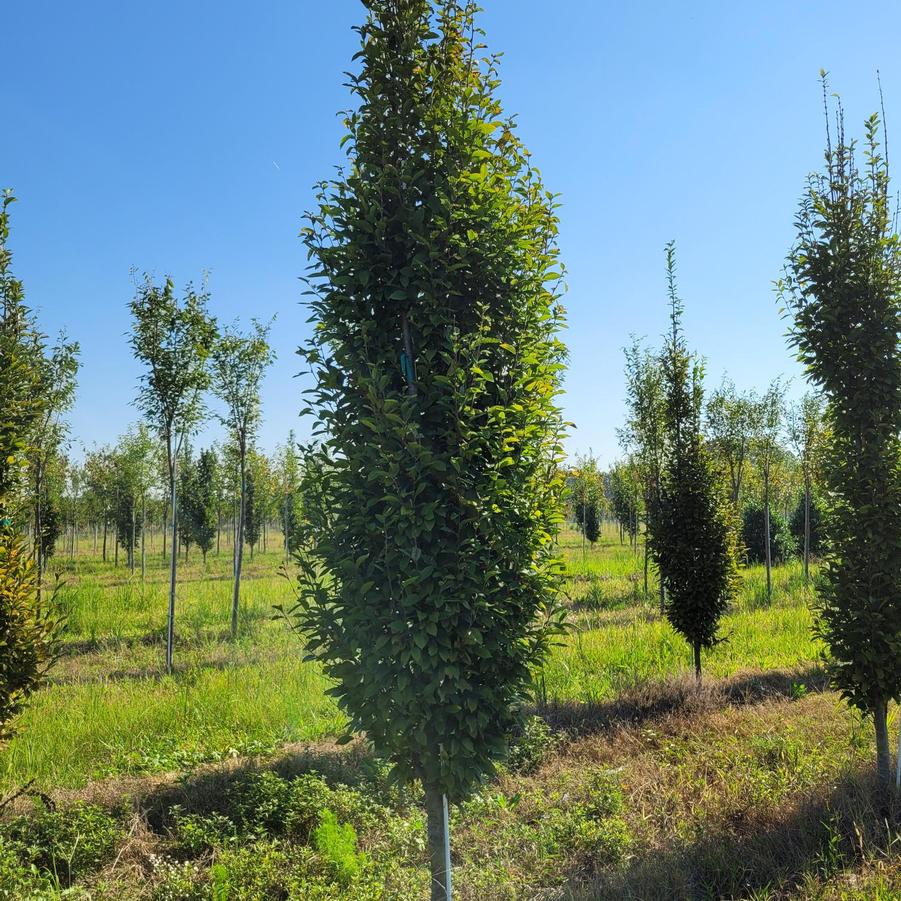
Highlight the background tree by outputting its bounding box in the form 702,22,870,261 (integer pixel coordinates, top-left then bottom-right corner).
27,334,79,599
706,378,757,507
178,447,217,565
129,275,216,673
651,243,738,680
276,432,303,558
787,393,825,582
620,338,665,601
212,319,274,637
290,3,568,895
780,93,901,785
751,380,785,603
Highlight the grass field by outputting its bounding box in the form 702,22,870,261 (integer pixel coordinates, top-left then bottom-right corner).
0,524,898,899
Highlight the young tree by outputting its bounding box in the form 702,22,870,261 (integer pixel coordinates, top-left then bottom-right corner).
780,92,901,786
706,378,757,507
651,244,739,680
290,3,567,895
787,393,825,582
276,432,303,559
178,447,217,565
620,339,666,602
27,334,79,599
129,276,216,673
211,320,274,637
751,380,785,603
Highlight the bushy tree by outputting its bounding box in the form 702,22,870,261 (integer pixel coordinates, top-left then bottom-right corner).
290,2,567,894
780,89,901,785
741,504,795,566
651,244,739,680
178,448,217,565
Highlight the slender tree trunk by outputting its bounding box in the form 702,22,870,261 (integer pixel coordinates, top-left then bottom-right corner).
130,503,136,575
424,784,451,901
34,467,43,604
231,452,246,639
693,643,702,682
141,493,146,582
643,534,649,597
763,463,772,602
162,504,167,561
166,449,178,675
803,475,810,583
874,698,892,787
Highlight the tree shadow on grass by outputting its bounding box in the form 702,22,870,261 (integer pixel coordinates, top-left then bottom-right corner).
140,741,383,833
538,665,829,736
567,770,901,901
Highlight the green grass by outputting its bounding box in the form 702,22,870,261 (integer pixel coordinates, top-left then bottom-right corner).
2,523,898,899
0,523,826,792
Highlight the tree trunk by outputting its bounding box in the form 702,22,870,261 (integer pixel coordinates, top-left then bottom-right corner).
162,504,167,561
874,698,892,787
231,453,246,639
130,503,136,575
643,533,649,597
141,493,146,582
424,784,451,901
34,468,43,604
166,449,178,675
803,476,810,583
693,643,702,682
763,464,772,602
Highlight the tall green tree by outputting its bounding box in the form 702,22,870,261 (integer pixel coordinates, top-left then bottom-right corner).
0,190,61,738
780,91,901,786
212,320,274,637
651,243,739,680
291,3,567,895
129,276,216,673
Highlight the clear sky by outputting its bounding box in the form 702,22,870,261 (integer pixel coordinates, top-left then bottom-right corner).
6,1,901,466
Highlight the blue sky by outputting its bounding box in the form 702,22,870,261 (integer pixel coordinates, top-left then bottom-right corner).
5,1,901,465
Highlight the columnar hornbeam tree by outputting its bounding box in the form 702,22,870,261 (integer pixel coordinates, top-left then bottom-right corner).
292,2,567,896
781,91,901,786
651,243,739,680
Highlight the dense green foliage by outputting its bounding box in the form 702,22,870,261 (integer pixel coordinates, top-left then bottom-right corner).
294,0,567,826
651,245,739,677
0,192,61,741
741,504,795,566
781,95,901,782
